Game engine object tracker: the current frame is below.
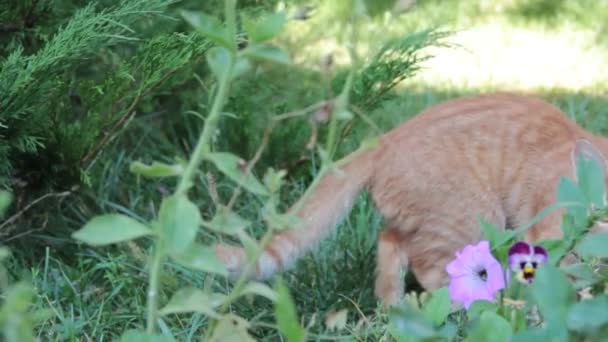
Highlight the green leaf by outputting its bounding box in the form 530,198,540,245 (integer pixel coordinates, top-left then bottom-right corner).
560,213,577,243
479,217,514,251
335,109,354,121
506,305,527,333
360,137,380,150
567,295,608,332
206,152,269,196
0,282,35,342
243,12,287,43
231,56,252,80
207,47,234,81
242,44,290,65
388,304,440,340
511,328,568,342
72,214,152,246
159,287,225,317
479,216,500,243
576,232,608,258
202,206,250,235
557,177,588,227
562,263,601,289
466,300,498,320
209,314,255,342
0,282,34,316
530,264,576,326
274,278,306,342
422,287,451,326
129,161,183,178
158,195,201,256
262,210,300,231
464,311,512,342
120,330,174,342
576,154,606,208
317,146,330,165
180,11,232,49
241,281,277,302
0,191,11,218
171,243,227,276
478,217,514,267
2,317,34,342
438,322,458,340
263,168,287,194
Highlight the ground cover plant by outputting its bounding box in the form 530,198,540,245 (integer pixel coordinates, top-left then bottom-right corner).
0,0,608,340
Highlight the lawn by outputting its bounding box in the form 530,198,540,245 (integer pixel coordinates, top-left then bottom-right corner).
2,0,608,340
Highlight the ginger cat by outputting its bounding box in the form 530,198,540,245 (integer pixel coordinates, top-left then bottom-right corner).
215,93,608,305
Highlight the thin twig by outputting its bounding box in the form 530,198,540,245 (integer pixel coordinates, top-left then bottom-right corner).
338,103,382,142
273,100,327,122
1,216,48,243
348,104,383,135
224,101,326,210
226,121,276,210
0,190,72,232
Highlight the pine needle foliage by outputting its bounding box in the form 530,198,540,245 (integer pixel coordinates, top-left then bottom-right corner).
0,0,209,197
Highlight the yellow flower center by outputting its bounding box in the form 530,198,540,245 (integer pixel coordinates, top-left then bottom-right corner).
523,265,534,281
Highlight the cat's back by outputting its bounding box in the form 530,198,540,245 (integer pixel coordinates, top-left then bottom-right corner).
398,93,581,133
369,92,590,226
375,92,589,166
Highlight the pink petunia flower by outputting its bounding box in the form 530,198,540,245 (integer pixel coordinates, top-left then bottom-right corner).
446,240,505,309
508,241,547,284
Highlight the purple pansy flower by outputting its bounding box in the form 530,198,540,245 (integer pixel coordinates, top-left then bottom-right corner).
508,241,547,284
446,240,505,309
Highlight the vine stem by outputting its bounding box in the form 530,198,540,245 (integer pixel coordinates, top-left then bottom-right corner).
146,244,163,334
175,66,233,196
203,230,274,341
145,64,233,332
177,0,237,197
145,38,234,336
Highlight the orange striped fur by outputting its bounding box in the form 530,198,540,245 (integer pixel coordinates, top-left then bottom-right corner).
214,93,608,306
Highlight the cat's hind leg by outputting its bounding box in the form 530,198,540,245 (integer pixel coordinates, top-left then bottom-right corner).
375,227,409,306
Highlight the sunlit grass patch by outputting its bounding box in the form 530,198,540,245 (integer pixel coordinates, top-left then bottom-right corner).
409,23,608,92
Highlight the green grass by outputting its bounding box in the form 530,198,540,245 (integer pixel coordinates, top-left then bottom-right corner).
5,0,608,340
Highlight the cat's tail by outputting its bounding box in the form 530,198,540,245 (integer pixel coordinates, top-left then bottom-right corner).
214,147,377,280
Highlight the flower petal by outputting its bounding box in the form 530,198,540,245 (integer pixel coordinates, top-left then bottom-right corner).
458,244,478,263
449,274,486,309
486,259,506,293
533,245,548,263
508,241,531,257
465,240,491,270
476,240,491,253
508,254,530,272
446,257,469,277
446,240,505,310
